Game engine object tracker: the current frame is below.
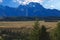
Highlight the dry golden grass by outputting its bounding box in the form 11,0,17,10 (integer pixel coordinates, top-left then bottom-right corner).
0,21,58,30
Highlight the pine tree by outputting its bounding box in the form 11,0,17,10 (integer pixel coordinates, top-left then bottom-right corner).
54,22,60,40
39,25,50,40
30,19,40,40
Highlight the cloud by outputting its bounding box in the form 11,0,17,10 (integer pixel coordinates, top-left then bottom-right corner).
13,0,44,5
50,5,55,9
13,0,17,2
0,0,3,3
50,5,55,8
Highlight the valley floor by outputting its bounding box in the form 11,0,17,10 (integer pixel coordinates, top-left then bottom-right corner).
0,21,59,30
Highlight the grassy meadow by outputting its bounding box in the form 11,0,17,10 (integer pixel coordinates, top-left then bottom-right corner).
0,21,60,40
0,21,58,30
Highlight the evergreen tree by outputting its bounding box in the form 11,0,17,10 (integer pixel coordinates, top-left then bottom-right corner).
54,22,60,40
30,19,40,40
39,25,50,40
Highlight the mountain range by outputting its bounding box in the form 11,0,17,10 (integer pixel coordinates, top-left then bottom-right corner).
0,2,60,21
